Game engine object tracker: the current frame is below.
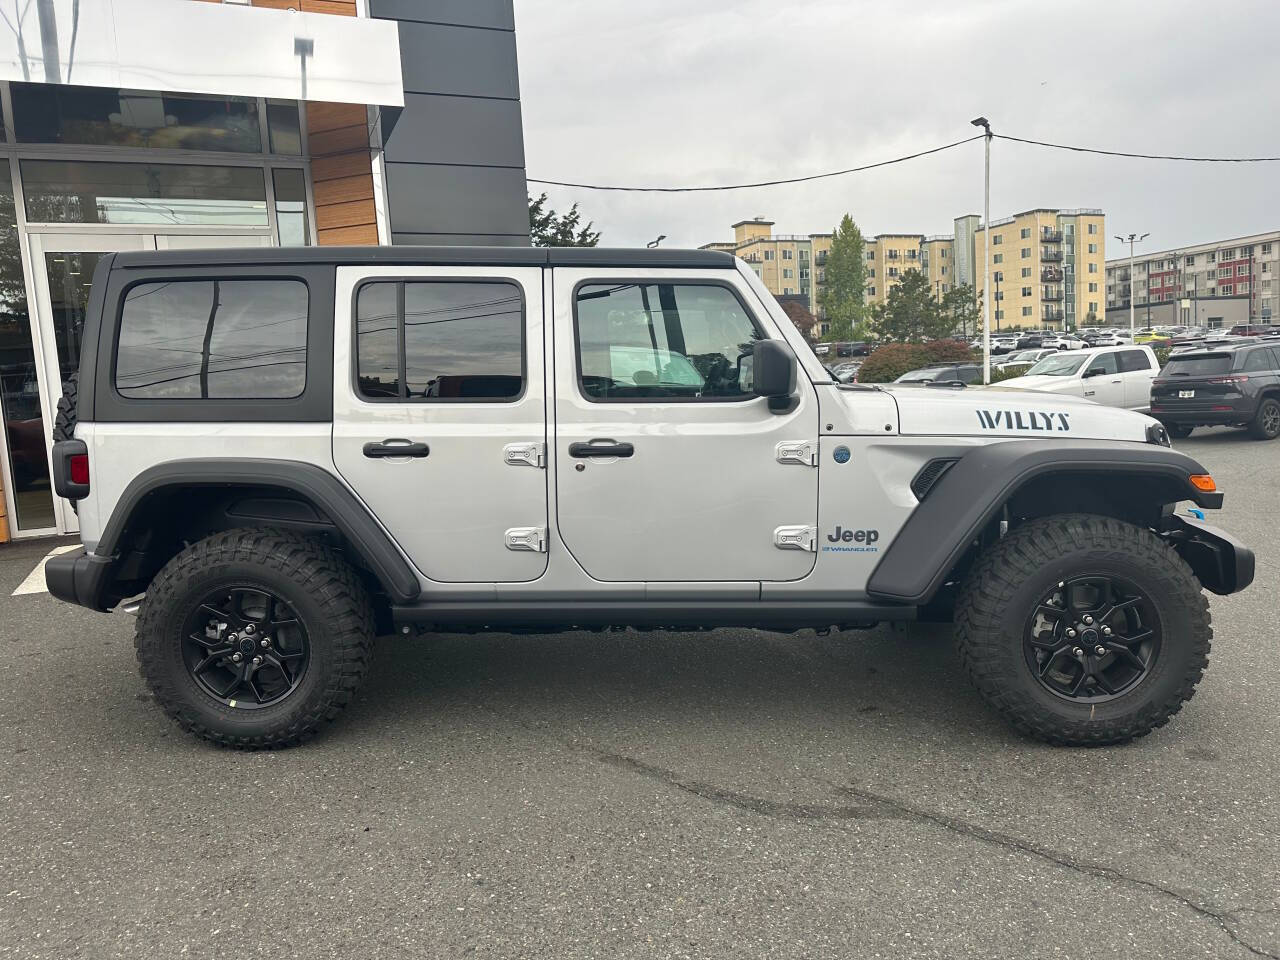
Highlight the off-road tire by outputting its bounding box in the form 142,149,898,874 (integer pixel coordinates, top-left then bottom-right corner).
1166,423,1193,440
135,528,374,749
1247,397,1280,440
954,513,1210,747
52,372,78,443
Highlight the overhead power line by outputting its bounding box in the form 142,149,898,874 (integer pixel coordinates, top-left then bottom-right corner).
993,133,1280,163
528,131,1280,194
527,135,984,192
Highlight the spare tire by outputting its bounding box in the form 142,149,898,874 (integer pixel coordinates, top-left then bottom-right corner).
52,372,78,443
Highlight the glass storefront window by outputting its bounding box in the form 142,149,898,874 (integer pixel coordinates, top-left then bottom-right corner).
0,181,54,531
21,160,268,227
273,168,310,246
266,101,303,156
11,84,262,153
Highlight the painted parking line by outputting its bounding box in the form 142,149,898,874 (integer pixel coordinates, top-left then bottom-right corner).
11,544,81,596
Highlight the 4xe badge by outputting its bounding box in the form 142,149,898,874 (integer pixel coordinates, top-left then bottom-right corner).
976,409,1071,432
822,526,880,554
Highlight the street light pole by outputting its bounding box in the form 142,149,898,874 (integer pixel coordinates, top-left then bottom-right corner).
1114,231,1149,338
972,117,993,383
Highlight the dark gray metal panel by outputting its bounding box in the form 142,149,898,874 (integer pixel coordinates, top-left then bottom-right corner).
370,0,514,30
392,233,529,247
383,93,525,167
385,162,529,237
395,21,519,99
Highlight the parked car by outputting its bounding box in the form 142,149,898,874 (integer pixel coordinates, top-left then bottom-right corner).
894,363,982,385
834,341,871,357
991,345,1161,411
813,343,830,356
991,336,1020,355
1227,324,1276,337
44,245,1252,750
1150,340,1280,440
993,348,1057,375
1041,335,1087,350
1091,331,1134,347
830,361,862,383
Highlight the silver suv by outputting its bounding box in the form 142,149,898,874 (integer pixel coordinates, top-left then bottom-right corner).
46,246,1253,748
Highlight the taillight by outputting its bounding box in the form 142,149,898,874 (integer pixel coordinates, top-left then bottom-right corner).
69,453,89,486
1207,375,1248,385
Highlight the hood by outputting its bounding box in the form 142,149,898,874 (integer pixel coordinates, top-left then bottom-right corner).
986,374,1080,392
879,383,1154,441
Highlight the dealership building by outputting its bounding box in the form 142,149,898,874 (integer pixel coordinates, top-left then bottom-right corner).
0,0,530,541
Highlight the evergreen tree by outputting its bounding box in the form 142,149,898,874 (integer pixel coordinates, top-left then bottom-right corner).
817,214,867,341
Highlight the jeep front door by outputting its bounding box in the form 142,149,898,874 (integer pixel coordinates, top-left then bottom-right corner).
551,270,819,583
331,267,548,583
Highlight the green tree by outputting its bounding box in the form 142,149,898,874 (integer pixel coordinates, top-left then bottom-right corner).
817,214,867,341
942,283,980,339
528,193,601,247
873,269,945,343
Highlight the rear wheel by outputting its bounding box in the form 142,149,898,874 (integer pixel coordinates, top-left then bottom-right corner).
1247,397,1280,440
135,528,374,748
955,514,1210,746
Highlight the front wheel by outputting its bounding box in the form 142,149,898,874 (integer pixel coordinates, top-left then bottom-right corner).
135,528,374,748
1247,397,1280,440
954,514,1210,746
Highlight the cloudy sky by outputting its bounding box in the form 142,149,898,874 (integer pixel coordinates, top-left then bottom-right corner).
515,0,1280,260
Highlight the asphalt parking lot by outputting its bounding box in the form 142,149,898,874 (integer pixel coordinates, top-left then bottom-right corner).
1,427,1277,960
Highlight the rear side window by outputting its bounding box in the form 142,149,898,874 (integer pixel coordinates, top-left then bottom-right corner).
574,281,763,400
1241,348,1278,373
1117,349,1152,372
1162,354,1233,377
355,280,523,401
116,279,307,399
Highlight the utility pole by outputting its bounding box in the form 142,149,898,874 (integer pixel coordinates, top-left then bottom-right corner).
1114,232,1148,339
971,117,992,383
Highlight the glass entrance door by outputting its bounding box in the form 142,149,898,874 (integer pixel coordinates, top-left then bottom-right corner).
25,234,154,534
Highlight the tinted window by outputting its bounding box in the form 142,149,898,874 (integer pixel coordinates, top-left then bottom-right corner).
575,282,763,400
1241,348,1277,373
1086,353,1119,376
116,280,307,399
1162,354,1233,377
355,281,523,401
1117,349,1152,372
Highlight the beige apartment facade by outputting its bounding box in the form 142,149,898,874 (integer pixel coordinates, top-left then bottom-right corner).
973,209,1105,331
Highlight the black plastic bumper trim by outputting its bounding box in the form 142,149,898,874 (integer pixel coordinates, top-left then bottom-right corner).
1164,515,1255,596
45,548,115,612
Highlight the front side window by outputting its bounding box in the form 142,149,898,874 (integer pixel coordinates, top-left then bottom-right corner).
1086,352,1119,376
116,279,307,399
355,280,524,401
575,282,763,401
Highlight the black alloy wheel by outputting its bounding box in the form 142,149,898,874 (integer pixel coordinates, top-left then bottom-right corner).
1024,575,1162,703
181,586,310,709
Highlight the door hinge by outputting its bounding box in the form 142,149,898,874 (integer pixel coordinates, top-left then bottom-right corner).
503,441,546,468
775,440,818,467
505,526,548,553
773,524,817,552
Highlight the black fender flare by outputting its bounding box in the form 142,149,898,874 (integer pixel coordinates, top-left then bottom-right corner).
97,458,420,604
866,439,1223,605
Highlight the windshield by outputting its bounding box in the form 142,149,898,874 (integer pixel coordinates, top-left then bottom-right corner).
896,368,948,382
1026,354,1088,377
1006,350,1040,362
1162,354,1233,377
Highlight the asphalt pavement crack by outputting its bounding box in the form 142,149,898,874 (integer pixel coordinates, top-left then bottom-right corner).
595,743,1278,960
473,699,1277,958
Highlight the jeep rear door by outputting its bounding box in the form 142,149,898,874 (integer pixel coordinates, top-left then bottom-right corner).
549,268,819,583
331,266,548,583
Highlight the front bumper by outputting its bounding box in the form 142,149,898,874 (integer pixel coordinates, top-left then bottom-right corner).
1162,514,1255,595
45,547,115,612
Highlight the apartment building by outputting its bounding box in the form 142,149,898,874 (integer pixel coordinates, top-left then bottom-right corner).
724,219,815,304
973,209,1106,330
1104,230,1280,329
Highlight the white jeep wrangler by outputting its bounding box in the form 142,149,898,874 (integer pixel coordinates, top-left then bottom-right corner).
46,246,1253,749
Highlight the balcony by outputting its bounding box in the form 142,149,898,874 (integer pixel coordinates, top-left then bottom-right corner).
1041,249,1064,262
815,252,828,265
1041,267,1063,282
1041,286,1064,301
1042,307,1065,322
1041,229,1063,243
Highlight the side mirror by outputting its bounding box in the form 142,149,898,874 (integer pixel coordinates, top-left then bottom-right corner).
1084,366,1106,378
751,339,798,412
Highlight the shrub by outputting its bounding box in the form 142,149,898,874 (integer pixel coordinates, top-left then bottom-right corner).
1154,347,1171,369
857,339,977,383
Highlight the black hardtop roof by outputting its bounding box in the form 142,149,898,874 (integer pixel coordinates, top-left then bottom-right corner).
109,245,737,271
